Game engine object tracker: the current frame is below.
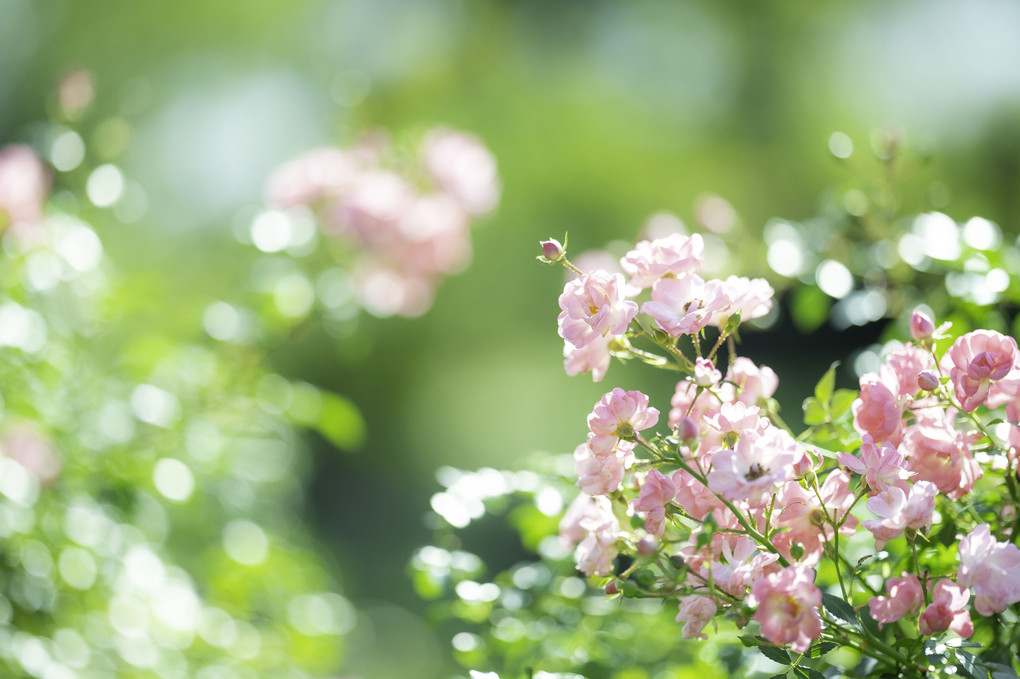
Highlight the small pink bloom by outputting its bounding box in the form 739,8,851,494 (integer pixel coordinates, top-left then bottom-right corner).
559,494,614,549
852,373,904,445
837,436,913,494
751,565,822,653
869,573,923,627
705,402,768,440
773,471,856,565
676,595,717,639
563,335,612,383
668,381,719,429
957,523,1020,616
919,580,973,638
727,357,779,406
693,357,722,387
948,330,1019,412
861,481,937,548
903,410,981,500
540,238,564,262
587,388,659,455
558,271,639,349
642,274,727,337
672,469,721,521
707,429,799,507
910,310,935,341
620,233,704,290
707,537,779,597
884,345,935,399
421,128,500,215
573,439,632,496
710,275,774,326
631,470,679,537
574,502,621,577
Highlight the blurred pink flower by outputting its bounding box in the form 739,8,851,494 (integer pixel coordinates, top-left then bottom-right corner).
869,573,923,628
884,344,935,399
422,128,500,215
574,438,633,496
957,523,1020,616
710,275,774,326
919,580,973,638
0,144,49,230
1,423,61,485
559,494,614,549
676,595,717,639
563,335,612,383
264,147,355,209
751,564,822,653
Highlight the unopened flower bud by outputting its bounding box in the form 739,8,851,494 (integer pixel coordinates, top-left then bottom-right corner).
910,310,935,341
669,554,686,569
676,417,698,444
917,370,939,392
789,542,805,561
637,535,658,556
605,580,620,595
540,238,564,262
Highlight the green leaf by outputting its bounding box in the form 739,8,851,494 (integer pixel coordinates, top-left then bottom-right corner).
738,634,761,648
822,592,861,629
830,389,857,419
803,397,826,425
814,362,839,404
312,391,366,452
793,667,825,679
758,644,791,665
767,674,789,679
809,641,839,658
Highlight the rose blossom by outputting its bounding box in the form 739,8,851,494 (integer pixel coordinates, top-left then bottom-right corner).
710,275,774,326
587,387,659,455
620,233,704,290
919,580,973,638
574,499,621,577
574,439,633,496
852,373,904,445
947,330,1019,412
837,436,913,494
563,335,612,383
902,409,981,500
751,564,822,653
884,344,935,399
707,428,799,507
421,128,500,215
676,595,717,640
693,357,722,387
869,573,923,627
642,274,727,337
956,523,1020,616
910,310,935,341
631,470,679,537
727,357,779,406
559,493,614,549
558,270,638,349
861,482,937,549
773,470,857,565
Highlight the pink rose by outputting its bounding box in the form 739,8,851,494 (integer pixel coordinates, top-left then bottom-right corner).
837,436,913,494
869,573,923,627
726,357,779,406
919,580,973,638
852,373,904,445
631,469,679,537
947,330,1019,412
558,271,638,349
587,388,659,455
642,274,727,337
707,428,799,507
751,565,822,653
676,595,717,639
620,233,704,290
563,335,612,383
957,523,1020,616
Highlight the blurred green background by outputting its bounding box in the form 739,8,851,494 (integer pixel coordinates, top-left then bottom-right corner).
4,0,1020,676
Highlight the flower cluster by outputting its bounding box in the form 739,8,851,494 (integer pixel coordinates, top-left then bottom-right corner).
264,128,499,317
547,234,1020,669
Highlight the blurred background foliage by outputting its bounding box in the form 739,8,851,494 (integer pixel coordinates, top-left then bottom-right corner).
3,0,1020,677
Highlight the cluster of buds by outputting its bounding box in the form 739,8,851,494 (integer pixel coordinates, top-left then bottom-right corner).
264,128,499,317
546,233,1020,663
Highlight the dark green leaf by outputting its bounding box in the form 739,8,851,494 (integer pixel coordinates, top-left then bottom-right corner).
768,674,790,679
758,644,791,665
793,667,825,679
822,592,861,629
809,641,839,658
